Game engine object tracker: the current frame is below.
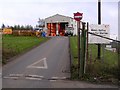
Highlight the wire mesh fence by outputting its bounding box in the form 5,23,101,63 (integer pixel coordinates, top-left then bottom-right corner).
70,23,120,85
85,33,120,84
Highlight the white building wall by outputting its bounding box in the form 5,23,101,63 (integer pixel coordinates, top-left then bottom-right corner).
44,22,48,34
73,19,77,35
70,18,77,35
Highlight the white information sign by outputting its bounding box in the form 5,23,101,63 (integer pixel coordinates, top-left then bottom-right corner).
88,24,110,44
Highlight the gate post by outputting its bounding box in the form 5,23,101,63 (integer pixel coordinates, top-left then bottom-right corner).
80,22,86,77
118,42,120,85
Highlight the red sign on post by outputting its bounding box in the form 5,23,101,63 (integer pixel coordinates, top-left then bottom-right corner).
74,12,83,21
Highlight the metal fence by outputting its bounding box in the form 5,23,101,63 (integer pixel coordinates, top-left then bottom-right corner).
70,22,120,85
85,23,119,84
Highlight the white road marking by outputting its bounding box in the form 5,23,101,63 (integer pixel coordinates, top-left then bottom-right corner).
51,77,67,80
9,74,23,77
49,80,57,82
3,76,18,79
59,77,67,79
25,77,42,80
3,74,67,81
27,58,48,69
0,73,2,78
51,77,59,79
25,75,44,78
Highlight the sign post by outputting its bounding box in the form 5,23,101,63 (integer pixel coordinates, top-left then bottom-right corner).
74,12,83,78
98,0,101,59
80,22,86,77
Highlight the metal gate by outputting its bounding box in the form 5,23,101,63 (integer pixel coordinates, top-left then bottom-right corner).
70,22,120,85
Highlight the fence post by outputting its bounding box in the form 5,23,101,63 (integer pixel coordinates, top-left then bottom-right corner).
80,22,86,77
84,29,87,74
102,44,105,63
86,22,89,64
118,42,120,85
77,21,81,78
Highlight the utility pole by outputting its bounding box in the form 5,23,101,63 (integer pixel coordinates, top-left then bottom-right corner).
98,0,101,59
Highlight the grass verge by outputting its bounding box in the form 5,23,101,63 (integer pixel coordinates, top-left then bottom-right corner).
70,36,119,84
2,35,49,64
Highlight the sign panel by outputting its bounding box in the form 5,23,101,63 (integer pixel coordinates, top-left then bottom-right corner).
88,24,110,44
74,12,83,21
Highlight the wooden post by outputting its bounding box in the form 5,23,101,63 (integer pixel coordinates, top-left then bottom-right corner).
84,22,89,73
80,22,86,77
77,21,80,78
118,42,120,84
86,22,89,64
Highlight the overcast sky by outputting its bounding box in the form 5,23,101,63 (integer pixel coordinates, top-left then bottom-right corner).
0,0,119,39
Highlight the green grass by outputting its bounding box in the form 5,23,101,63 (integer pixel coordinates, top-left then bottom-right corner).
70,36,78,65
88,44,118,66
70,36,119,84
2,35,49,64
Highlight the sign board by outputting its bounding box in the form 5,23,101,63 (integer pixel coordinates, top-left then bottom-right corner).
74,12,83,21
88,24,110,44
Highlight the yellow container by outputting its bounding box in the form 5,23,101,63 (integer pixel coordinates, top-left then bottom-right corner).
3,28,12,34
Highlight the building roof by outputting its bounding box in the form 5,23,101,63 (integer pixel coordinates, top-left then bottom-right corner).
45,14,72,19
45,14,73,23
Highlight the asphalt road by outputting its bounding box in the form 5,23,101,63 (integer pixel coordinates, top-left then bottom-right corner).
2,36,118,88
3,36,70,88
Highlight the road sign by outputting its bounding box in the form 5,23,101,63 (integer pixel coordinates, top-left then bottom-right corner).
88,24,110,44
74,12,83,21
73,12,83,78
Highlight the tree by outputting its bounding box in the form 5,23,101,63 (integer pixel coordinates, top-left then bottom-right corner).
37,18,45,27
21,25,25,30
29,25,33,30
13,25,17,30
17,25,20,30
10,26,13,29
1,24,5,29
13,24,33,30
